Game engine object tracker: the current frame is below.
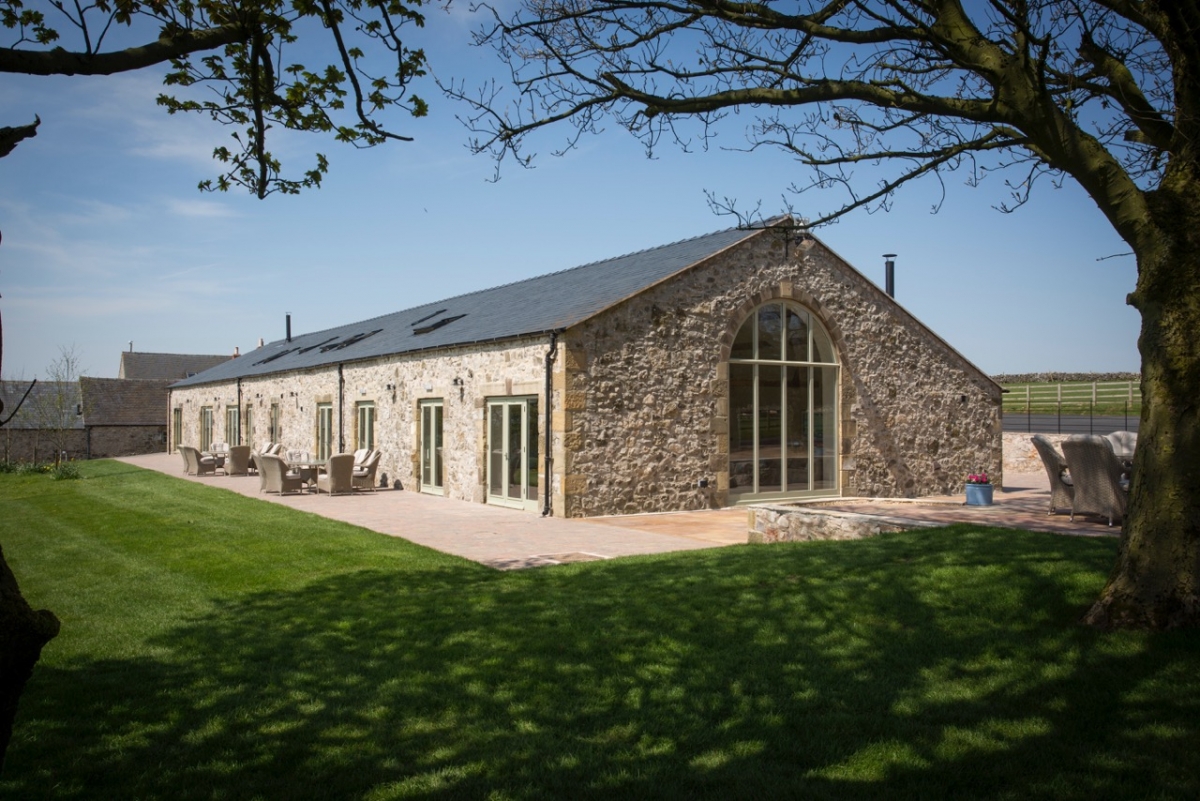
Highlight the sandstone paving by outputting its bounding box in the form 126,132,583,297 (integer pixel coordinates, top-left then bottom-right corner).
116,454,1117,571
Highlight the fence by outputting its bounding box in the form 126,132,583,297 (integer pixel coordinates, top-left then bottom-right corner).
1002,380,1141,435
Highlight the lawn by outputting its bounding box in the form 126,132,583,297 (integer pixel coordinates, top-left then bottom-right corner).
2,461,1198,799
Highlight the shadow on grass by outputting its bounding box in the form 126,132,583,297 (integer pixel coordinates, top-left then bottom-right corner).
4,527,1199,799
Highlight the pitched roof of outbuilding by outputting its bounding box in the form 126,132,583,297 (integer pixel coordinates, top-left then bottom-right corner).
171,224,765,388
119,351,233,380
0,381,84,430
80,377,172,426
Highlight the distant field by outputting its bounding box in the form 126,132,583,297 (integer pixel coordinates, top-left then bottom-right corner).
1001,379,1141,417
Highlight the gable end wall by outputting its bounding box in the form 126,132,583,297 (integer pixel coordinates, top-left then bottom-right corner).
558,231,1002,516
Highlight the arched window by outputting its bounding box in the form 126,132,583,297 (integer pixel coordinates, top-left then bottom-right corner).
729,302,839,500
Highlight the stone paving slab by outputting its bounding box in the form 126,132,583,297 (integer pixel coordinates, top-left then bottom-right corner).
115,454,1116,570
116,453,739,567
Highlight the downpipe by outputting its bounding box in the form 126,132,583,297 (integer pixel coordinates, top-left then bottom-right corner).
542,331,560,517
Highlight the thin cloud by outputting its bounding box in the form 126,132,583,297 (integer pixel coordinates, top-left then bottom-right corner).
167,198,235,218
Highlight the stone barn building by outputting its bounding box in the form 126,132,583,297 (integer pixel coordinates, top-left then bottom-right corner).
168,221,1003,517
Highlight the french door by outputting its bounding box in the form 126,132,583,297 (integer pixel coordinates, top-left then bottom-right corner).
419,400,443,495
316,403,333,460
487,398,539,510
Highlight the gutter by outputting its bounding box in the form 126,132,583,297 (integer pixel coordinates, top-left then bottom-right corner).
542,330,561,517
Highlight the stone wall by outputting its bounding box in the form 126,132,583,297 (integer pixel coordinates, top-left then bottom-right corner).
170,338,548,503
992,372,1139,384
559,230,1002,516
1003,431,1069,475
88,426,168,458
0,429,87,463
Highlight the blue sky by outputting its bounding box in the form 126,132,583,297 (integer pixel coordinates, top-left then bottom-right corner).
0,6,1140,381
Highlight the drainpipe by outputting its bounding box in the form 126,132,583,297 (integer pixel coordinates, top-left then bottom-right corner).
236,378,243,445
337,364,345,454
542,331,560,517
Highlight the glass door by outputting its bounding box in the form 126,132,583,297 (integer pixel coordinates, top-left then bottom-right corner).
420,400,443,495
316,403,333,460
487,398,539,511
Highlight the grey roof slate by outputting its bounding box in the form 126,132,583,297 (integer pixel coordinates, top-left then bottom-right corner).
172,224,764,388
120,351,233,380
0,381,84,430
80,377,172,426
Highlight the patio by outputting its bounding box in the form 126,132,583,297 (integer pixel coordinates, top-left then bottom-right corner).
118,452,1119,569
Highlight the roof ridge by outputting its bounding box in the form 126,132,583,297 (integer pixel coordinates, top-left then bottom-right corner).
272,222,760,343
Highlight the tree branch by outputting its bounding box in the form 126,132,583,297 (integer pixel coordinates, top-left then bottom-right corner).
0,24,246,76
0,116,39,157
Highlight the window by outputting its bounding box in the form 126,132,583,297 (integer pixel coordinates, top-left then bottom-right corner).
356,402,376,451
419,400,443,495
316,403,334,460
200,406,213,451
729,302,839,500
172,407,183,451
226,405,240,446
269,403,281,444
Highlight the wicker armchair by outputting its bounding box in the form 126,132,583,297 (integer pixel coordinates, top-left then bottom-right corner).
317,453,356,496
352,449,381,492
259,453,307,495
1030,435,1073,515
1061,435,1129,527
1104,430,1138,465
180,445,218,477
224,445,251,476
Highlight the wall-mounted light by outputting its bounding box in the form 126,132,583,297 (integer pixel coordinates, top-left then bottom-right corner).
452,377,465,402
385,383,397,403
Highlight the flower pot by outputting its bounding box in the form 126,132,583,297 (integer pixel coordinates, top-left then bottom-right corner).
965,483,994,506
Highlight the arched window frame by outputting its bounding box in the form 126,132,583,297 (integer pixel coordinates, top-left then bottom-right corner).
725,299,841,501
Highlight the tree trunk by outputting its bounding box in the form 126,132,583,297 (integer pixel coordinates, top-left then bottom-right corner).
1083,182,1200,630
0,544,60,773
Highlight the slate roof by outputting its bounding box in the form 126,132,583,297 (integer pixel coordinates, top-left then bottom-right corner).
0,381,84,430
120,351,233,380
80,377,172,426
171,224,766,388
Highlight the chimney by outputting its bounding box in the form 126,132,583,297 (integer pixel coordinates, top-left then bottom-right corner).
286,313,292,343
129,341,133,352
233,346,240,358
257,337,265,348
883,254,897,298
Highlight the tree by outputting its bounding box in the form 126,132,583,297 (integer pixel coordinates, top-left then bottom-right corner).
29,346,85,466
1,0,435,197
0,543,60,774
0,231,59,774
450,0,1199,630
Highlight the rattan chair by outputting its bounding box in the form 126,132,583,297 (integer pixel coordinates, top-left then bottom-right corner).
1061,435,1129,527
1030,435,1073,515
180,445,218,477
259,453,307,495
316,453,356,496
352,449,381,492
1104,430,1138,464
224,445,251,476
